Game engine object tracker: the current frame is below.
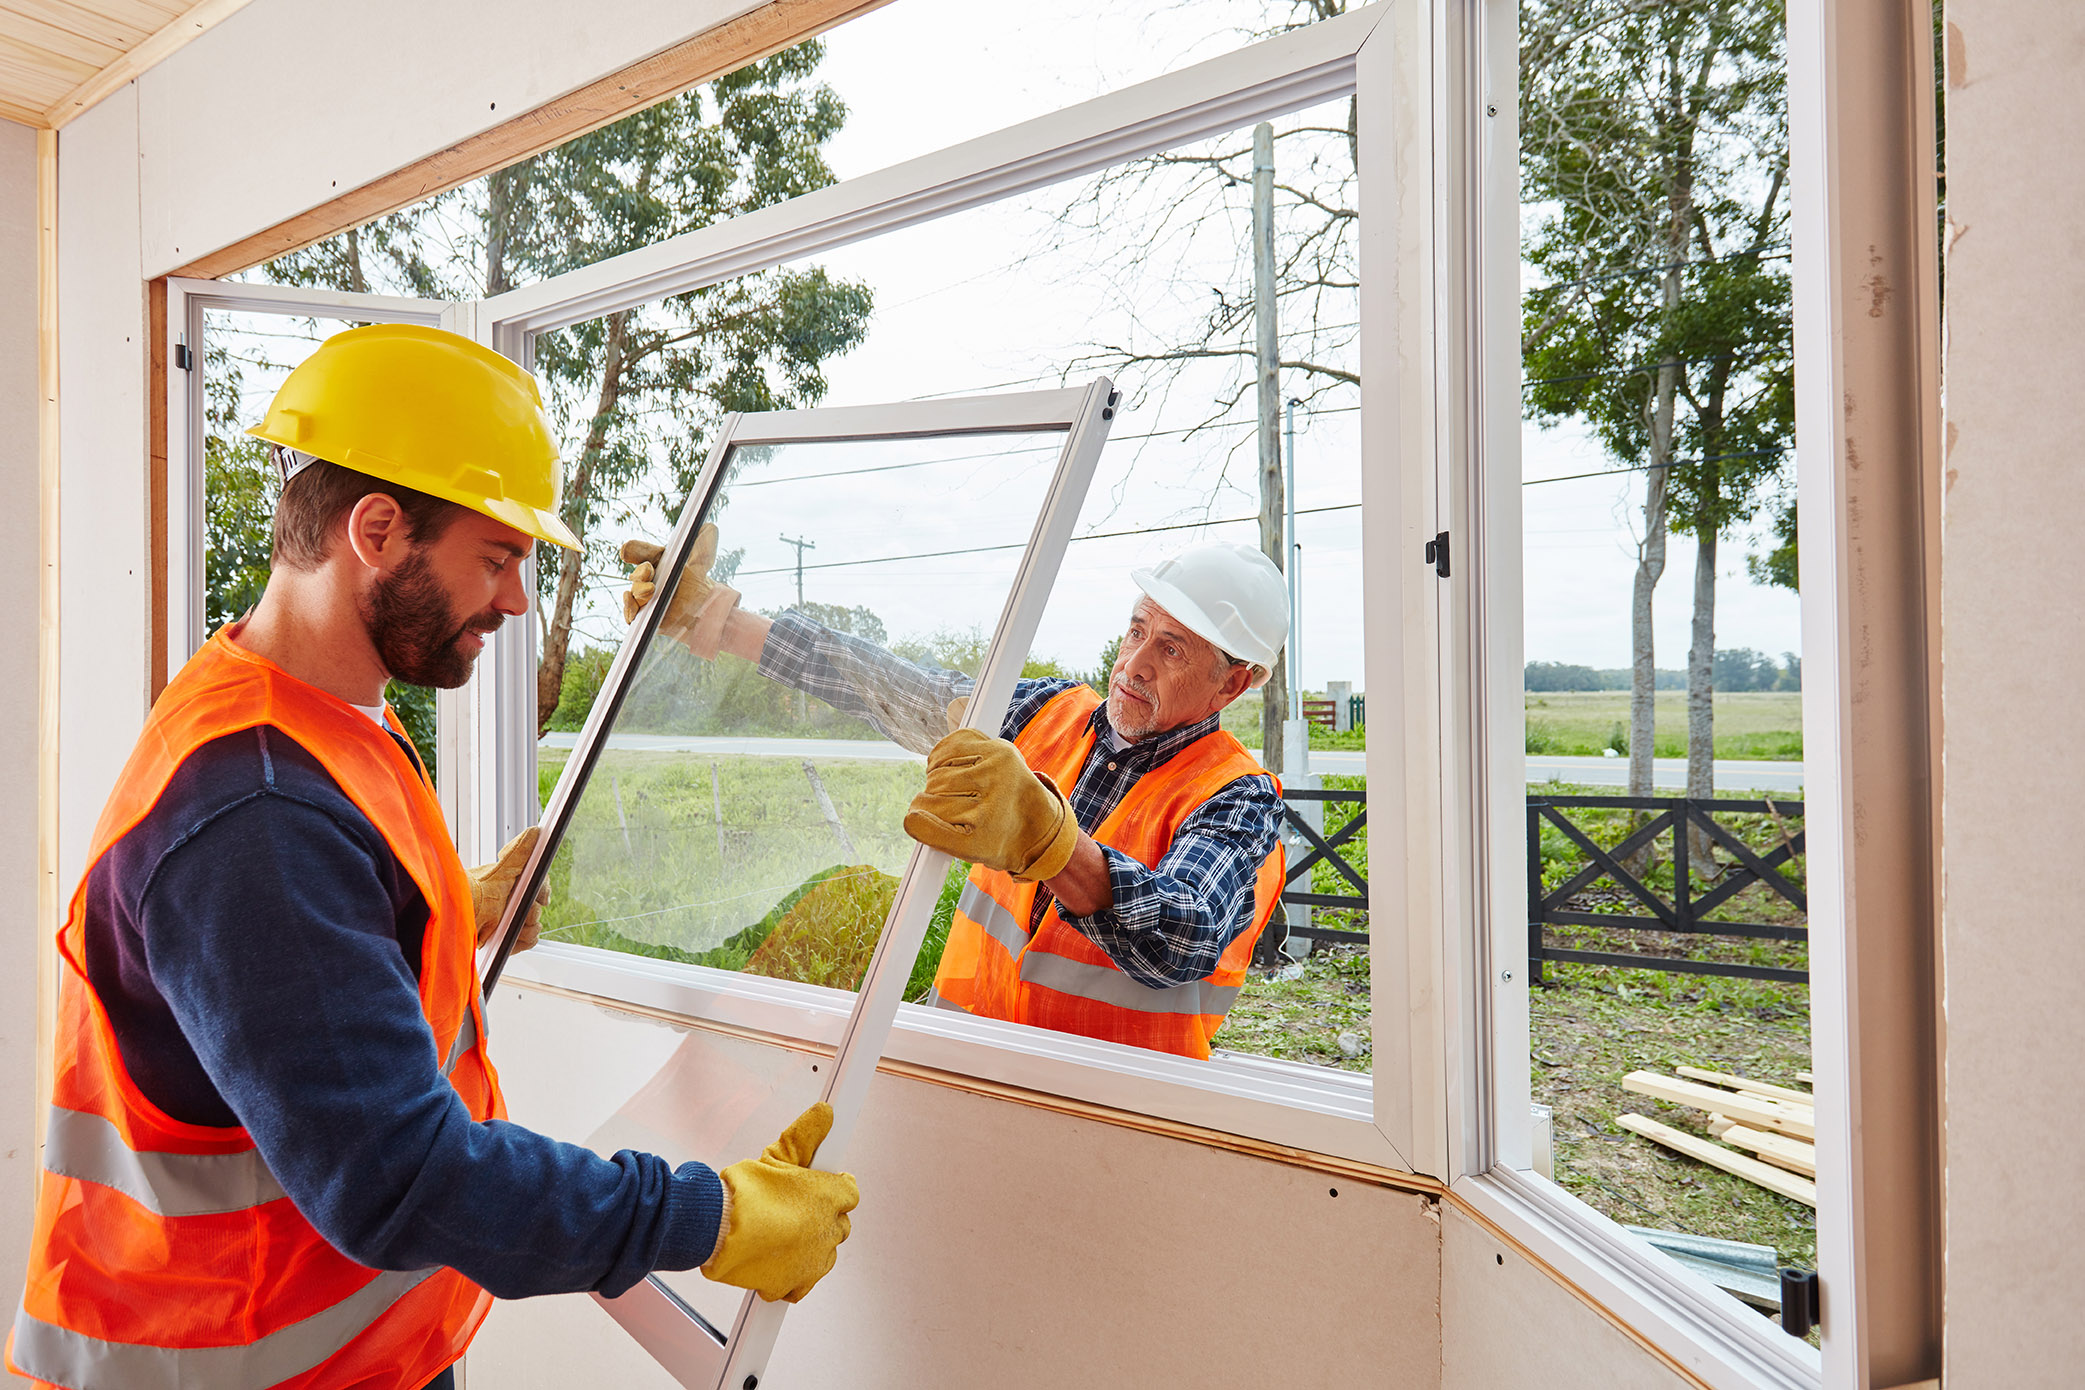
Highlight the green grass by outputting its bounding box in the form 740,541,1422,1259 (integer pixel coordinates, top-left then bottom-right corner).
1524,690,1803,760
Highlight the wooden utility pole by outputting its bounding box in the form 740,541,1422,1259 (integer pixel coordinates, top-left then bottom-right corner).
1252,121,1289,775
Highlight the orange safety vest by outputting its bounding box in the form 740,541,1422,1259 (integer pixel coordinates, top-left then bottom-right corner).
932,685,1284,1059
8,627,504,1390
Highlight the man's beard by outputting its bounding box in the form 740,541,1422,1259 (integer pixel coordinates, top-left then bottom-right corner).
1106,675,1161,742
364,547,501,690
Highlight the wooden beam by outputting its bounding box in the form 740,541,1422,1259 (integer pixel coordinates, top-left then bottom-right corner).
1718,1122,1818,1178
1622,1070,1816,1140
45,0,257,129
171,0,895,280
1617,1114,1818,1207
1675,1065,1815,1107
0,93,49,126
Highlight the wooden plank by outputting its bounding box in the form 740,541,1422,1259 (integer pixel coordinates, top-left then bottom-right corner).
1719,1122,1818,1177
1622,1070,1816,1140
1676,1065,1815,1107
0,91,47,124
173,0,894,278
46,0,257,128
1617,1114,1818,1207
0,29,96,87
1797,1070,1813,1084
1706,1113,1734,1139
0,9,126,69
0,47,83,109
3,0,158,50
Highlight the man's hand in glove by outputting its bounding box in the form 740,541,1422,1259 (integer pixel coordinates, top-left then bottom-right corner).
902,729,1080,883
703,1103,861,1304
467,826,550,953
621,523,741,659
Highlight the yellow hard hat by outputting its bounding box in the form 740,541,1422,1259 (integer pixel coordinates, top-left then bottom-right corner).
247,323,581,550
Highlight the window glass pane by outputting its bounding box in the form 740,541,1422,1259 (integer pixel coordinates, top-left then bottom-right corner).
536,428,1070,999
1518,0,1810,1319
200,309,441,778
528,93,1363,1072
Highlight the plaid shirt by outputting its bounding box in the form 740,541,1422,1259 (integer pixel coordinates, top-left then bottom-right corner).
759,611,1283,988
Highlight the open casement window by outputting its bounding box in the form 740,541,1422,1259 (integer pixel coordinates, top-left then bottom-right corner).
474,384,1115,1386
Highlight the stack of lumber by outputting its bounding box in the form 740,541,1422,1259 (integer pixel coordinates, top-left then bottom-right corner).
1618,1066,1816,1207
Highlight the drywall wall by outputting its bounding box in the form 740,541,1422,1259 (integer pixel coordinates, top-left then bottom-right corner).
467,983,1445,1388
1441,1203,1691,1390
0,116,41,1288
1940,3,2085,1385
131,0,776,278
52,87,149,900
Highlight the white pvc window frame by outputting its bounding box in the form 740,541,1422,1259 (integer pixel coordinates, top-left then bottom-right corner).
477,381,1117,1388
482,3,1432,1178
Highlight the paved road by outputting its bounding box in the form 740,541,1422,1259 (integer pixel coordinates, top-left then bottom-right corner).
540,734,1802,792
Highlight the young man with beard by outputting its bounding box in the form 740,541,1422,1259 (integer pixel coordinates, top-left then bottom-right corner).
10,326,858,1390
623,532,1290,1059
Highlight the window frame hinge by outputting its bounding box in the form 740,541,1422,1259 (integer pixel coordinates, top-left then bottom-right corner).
1424,530,1450,578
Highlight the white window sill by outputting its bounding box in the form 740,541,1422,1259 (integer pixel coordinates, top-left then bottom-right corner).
499,942,1412,1172
1451,1166,1822,1390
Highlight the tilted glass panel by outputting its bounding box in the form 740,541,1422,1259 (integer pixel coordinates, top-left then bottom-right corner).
537,429,1070,998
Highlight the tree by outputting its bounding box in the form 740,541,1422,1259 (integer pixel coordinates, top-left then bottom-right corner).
1521,0,1793,818
260,42,874,735
1047,0,1359,773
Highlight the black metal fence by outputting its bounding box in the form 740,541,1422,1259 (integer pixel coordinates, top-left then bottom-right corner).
1254,786,1370,968
1527,795,1807,985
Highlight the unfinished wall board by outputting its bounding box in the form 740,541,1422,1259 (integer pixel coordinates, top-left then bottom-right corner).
52,85,148,896
1441,1203,1693,1390
133,0,807,278
1941,1,2085,1383
470,980,1445,1389
0,115,42,1285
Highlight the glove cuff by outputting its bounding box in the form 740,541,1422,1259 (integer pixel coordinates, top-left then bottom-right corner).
682,585,743,660
1012,773,1080,883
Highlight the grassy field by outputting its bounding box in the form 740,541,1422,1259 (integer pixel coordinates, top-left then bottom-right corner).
533,745,1812,1279
1525,690,1803,760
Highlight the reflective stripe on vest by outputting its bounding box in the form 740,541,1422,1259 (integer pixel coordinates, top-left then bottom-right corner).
955,880,1029,957
1016,950,1241,1017
42,1108,287,1218
10,1267,437,1390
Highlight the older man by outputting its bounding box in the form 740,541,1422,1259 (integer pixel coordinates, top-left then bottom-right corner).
624,534,1289,1059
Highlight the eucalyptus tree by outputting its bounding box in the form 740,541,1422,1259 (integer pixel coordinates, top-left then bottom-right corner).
1520,0,1792,810
256,41,874,734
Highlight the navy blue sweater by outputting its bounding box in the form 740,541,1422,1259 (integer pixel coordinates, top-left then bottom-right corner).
79,722,723,1299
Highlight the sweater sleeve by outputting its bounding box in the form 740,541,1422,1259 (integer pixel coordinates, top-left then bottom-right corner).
138,790,723,1300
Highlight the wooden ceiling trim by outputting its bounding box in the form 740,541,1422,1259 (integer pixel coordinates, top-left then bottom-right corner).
0,51,78,108
173,0,894,280
0,91,44,124
45,0,254,127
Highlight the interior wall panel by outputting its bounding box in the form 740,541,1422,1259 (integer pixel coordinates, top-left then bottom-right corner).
132,0,773,278
52,85,147,898
1440,1204,1692,1390
0,115,43,1286
469,984,1445,1389
1940,2,2085,1384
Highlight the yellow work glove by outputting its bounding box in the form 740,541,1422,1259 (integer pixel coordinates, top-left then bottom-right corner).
621,523,741,659
467,827,550,953
902,729,1080,882
702,1103,861,1304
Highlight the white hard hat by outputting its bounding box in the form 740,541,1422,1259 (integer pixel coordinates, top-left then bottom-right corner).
1130,541,1289,687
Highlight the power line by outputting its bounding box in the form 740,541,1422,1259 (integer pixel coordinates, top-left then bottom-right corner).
732,503,1362,579
1521,447,1786,486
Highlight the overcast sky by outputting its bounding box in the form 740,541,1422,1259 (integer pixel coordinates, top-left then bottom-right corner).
217,0,1801,686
